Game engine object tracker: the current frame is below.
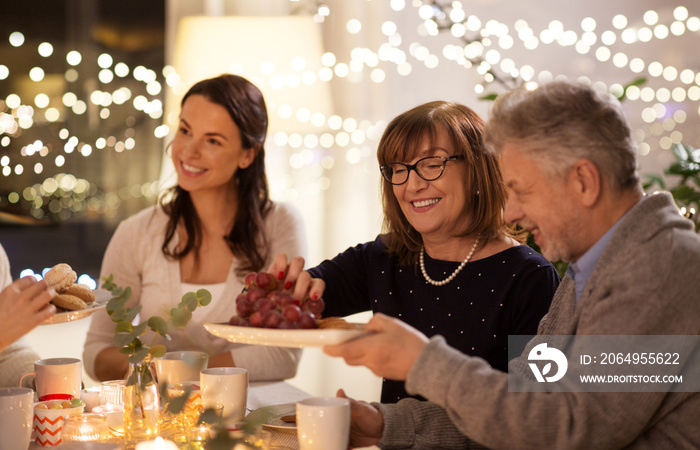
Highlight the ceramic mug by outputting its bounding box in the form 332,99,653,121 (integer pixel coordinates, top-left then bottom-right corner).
0,387,34,450
20,357,82,400
200,367,248,423
154,351,209,386
296,397,350,450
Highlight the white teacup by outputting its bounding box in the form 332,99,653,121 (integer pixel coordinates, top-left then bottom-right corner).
154,351,209,386
79,387,101,412
296,397,350,450
200,367,248,423
20,357,82,400
0,387,34,450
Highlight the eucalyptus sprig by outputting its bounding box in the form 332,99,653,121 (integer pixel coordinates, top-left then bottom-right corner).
101,275,264,448
101,274,213,364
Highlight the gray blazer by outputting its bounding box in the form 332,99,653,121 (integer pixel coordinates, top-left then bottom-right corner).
378,192,700,449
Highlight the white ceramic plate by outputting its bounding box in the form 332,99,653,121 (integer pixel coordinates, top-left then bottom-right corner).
247,402,297,431
203,322,368,348
42,289,111,325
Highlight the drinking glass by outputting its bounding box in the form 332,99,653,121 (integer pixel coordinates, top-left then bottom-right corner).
99,380,126,411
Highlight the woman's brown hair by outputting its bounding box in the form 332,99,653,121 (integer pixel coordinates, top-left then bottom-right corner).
159,74,271,276
379,101,520,266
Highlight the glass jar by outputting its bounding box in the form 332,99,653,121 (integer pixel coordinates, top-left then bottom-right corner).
123,359,160,445
61,413,112,442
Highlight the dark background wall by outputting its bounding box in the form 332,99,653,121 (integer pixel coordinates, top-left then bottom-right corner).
0,221,115,281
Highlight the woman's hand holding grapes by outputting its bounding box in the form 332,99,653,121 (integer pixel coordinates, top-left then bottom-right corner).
267,253,327,307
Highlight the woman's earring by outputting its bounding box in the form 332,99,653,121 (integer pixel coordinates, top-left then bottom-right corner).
476,190,480,195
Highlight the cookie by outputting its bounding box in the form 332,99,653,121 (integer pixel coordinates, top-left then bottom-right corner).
316,317,364,330
59,283,95,304
44,263,77,291
51,293,88,311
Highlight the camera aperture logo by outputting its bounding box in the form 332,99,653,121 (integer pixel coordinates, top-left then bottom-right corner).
528,343,568,382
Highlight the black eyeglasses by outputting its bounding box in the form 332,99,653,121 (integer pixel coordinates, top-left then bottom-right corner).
379,155,462,185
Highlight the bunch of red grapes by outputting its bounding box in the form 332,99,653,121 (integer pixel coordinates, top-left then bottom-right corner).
228,271,325,329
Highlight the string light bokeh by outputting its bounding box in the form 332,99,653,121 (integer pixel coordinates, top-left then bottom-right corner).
1,0,698,284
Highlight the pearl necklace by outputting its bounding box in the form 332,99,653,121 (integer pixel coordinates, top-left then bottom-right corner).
419,236,481,286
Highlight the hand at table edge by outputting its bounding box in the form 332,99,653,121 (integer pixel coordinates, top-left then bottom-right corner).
336,388,383,449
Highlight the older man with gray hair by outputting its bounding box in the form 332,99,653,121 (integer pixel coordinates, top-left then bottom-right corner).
324,80,700,449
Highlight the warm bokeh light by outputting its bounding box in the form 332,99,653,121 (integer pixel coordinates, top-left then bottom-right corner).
38,42,53,57
9,31,25,47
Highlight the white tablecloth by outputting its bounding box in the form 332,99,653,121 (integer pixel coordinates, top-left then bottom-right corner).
247,380,312,410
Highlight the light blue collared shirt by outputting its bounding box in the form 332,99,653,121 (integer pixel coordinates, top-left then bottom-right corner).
565,217,624,302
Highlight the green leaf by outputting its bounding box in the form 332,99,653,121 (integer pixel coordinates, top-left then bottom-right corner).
166,389,190,415
128,347,150,364
198,407,224,425
671,184,700,202
181,291,197,302
123,304,142,323
197,289,213,306
170,307,192,328
669,187,692,207
666,161,699,178
101,274,115,291
114,332,137,347
478,93,499,101
132,322,148,337
147,316,169,336
108,309,126,321
106,296,126,315
120,286,132,301
119,347,135,355
149,344,167,358
618,76,647,101
181,292,198,311
115,321,133,333
625,76,647,88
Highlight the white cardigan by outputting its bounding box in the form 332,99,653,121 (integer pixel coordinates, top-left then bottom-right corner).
83,202,307,382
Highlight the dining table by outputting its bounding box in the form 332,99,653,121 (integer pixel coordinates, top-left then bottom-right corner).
28,380,380,450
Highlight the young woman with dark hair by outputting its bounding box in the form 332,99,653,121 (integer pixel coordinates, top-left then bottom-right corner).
84,74,307,382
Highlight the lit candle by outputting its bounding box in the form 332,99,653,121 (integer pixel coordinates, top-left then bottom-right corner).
134,437,179,450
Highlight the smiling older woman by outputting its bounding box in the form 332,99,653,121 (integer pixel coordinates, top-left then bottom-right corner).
84,74,307,383
271,101,560,403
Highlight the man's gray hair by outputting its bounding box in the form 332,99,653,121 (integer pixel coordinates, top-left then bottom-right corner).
483,80,640,192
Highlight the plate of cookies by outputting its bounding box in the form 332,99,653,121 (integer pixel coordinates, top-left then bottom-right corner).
246,402,298,431
41,263,111,325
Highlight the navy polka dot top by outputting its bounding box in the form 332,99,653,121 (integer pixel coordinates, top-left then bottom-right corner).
308,235,560,403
